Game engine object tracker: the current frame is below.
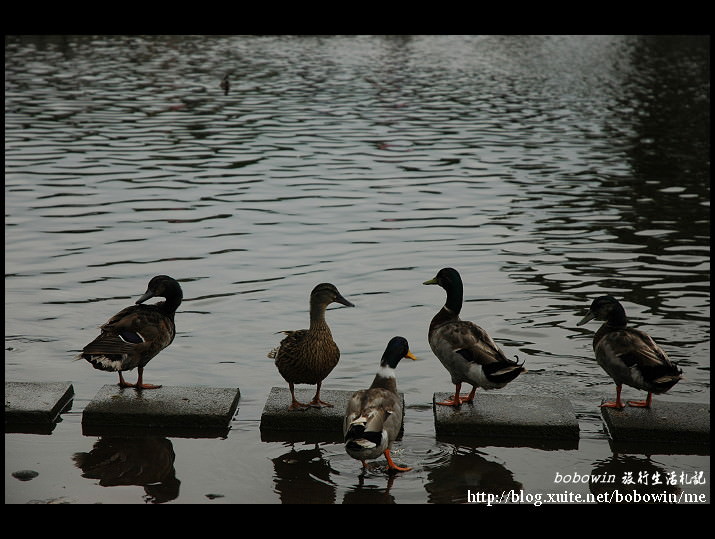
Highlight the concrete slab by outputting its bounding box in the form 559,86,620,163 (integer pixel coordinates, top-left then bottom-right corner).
259,387,405,436
82,385,240,434
5,381,74,426
433,392,580,442
601,400,710,447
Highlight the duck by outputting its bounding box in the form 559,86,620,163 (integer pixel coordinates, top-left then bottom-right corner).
344,336,417,472
78,275,183,390
268,283,354,410
423,267,525,406
577,295,682,408
220,73,230,95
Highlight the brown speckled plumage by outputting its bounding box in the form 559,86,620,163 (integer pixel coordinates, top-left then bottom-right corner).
269,282,354,410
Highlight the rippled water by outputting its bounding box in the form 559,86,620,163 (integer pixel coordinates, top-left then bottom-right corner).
5,35,710,504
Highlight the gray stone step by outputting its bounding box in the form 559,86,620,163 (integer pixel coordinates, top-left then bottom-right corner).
260,386,405,436
601,400,710,447
5,381,74,428
82,384,240,436
433,392,580,443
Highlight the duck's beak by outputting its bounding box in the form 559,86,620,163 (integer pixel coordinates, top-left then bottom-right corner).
135,290,155,304
336,293,355,308
423,277,438,285
577,311,595,326
406,351,418,360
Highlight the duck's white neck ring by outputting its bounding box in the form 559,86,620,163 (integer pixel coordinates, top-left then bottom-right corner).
376,365,396,379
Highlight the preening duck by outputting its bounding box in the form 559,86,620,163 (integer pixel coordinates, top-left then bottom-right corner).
577,295,682,408
423,267,525,406
78,275,183,390
268,283,354,410
344,336,417,472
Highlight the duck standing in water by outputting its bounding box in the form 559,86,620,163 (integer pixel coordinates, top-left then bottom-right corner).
423,267,525,406
344,336,417,472
577,295,682,408
78,275,183,390
269,283,354,410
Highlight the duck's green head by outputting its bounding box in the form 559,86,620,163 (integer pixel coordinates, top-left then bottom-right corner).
577,295,624,326
423,267,464,313
381,336,417,369
423,267,462,290
136,275,183,305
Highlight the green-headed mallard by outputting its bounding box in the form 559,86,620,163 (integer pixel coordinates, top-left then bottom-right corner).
78,275,183,390
423,267,525,406
268,283,354,410
577,295,682,408
344,336,417,472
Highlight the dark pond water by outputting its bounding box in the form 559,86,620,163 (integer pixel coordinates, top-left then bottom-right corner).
5,35,709,504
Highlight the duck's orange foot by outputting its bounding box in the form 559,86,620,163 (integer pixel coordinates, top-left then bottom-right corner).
135,383,162,390
436,394,467,406
308,399,333,408
288,400,310,411
599,400,625,409
436,398,461,406
384,450,411,473
118,380,162,390
627,400,651,408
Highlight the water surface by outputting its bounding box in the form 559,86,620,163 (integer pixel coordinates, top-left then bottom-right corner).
5,35,710,504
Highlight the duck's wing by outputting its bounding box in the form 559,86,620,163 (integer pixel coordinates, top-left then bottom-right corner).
81,305,174,370
598,327,680,387
602,328,673,370
344,389,367,435
268,329,307,359
432,320,510,366
344,388,399,439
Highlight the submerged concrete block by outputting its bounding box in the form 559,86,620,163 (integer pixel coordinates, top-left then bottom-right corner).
260,386,405,434
601,400,709,446
82,385,240,433
433,392,579,441
5,381,74,425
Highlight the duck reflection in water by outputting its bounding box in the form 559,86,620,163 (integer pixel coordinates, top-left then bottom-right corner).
73,436,180,504
271,443,338,504
424,445,522,504
342,472,398,504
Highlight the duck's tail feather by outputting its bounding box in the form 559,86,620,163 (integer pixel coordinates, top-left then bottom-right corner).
345,417,384,451
484,355,526,383
81,353,126,372
651,371,683,393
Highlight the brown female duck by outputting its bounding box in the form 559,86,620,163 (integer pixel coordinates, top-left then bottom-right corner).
78,275,182,389
269,283,354,410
